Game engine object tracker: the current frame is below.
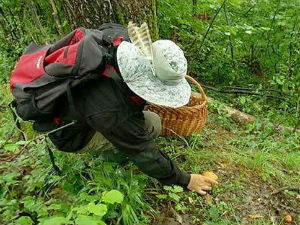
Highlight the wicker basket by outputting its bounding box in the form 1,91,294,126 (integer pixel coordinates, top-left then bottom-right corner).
147,75,208,137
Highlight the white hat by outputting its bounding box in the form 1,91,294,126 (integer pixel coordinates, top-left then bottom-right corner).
116,23,191,108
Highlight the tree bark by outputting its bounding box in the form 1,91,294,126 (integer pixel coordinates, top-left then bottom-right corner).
60,0,159,40
50,0,64,36
27,0,49,41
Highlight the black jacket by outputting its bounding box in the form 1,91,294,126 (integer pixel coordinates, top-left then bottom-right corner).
48,75,191,187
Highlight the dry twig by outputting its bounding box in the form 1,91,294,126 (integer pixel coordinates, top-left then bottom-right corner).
271,187,300,195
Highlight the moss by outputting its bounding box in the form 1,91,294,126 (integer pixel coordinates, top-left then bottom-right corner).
21,122,38,140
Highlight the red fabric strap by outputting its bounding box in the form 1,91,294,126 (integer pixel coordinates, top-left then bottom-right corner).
112,36,124,46
102,64,118,78
44,29,84,66
129,95,145,107
53,117,61,125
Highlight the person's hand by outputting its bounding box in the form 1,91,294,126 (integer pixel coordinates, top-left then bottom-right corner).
187,174,218,195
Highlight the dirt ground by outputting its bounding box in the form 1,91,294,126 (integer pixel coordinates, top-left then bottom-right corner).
153,169,300,225
153,121,300,225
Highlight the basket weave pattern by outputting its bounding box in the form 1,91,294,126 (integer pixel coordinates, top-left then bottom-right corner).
147,75,208,137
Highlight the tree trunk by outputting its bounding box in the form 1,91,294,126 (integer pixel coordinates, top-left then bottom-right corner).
60,0,158,40
50,0,64,36
27,0,49,42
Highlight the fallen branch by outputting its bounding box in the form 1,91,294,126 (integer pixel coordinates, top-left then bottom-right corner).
204,96,300,133
209,97,256,124
201,83,287,102
221,86,283,95
192,91,256,124
271,187,300,195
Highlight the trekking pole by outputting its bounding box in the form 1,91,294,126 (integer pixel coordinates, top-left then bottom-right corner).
44,121,77,175
46,139,62,175
46,121,76,135
0,121,76,162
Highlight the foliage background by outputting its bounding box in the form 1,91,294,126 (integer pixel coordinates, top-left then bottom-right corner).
0,0,299,225
1,0,299,124
158,0,299,126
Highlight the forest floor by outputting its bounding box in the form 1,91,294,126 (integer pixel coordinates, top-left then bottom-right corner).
152,105,300,225
1,91,299,225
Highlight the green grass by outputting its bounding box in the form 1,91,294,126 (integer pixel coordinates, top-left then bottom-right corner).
0,88,153,225
1,82,299,224
1,0,299,223
155,100,300,224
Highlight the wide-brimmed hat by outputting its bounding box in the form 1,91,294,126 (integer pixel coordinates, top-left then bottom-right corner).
116,22,191,108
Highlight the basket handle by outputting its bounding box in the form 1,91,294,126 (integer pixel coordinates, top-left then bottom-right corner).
185,75,207,102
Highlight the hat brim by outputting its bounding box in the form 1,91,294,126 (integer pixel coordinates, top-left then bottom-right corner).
117,41,191,108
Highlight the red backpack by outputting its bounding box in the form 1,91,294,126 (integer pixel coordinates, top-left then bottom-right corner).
10,23,129,124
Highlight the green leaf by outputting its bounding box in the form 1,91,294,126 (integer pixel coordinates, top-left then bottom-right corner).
75,215,99,225
172,186,183,193
169,193,180,202
175,203,184,211
163,186,173,191
102,190,124,204
1,172,19,184
156,194,168,199
16,140,28,145
4,143,19,151
15,216,33,225
86,203,107,217
76,205,88,215
47,203,62,210
41,216,70,225
98,221,107,225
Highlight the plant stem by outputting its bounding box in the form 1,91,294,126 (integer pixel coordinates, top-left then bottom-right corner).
223,0,234,65
199,0,226,50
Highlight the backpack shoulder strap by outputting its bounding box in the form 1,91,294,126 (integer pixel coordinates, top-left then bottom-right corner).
98,23,130,45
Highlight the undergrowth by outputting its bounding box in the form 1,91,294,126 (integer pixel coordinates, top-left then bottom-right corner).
1,0,299,224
